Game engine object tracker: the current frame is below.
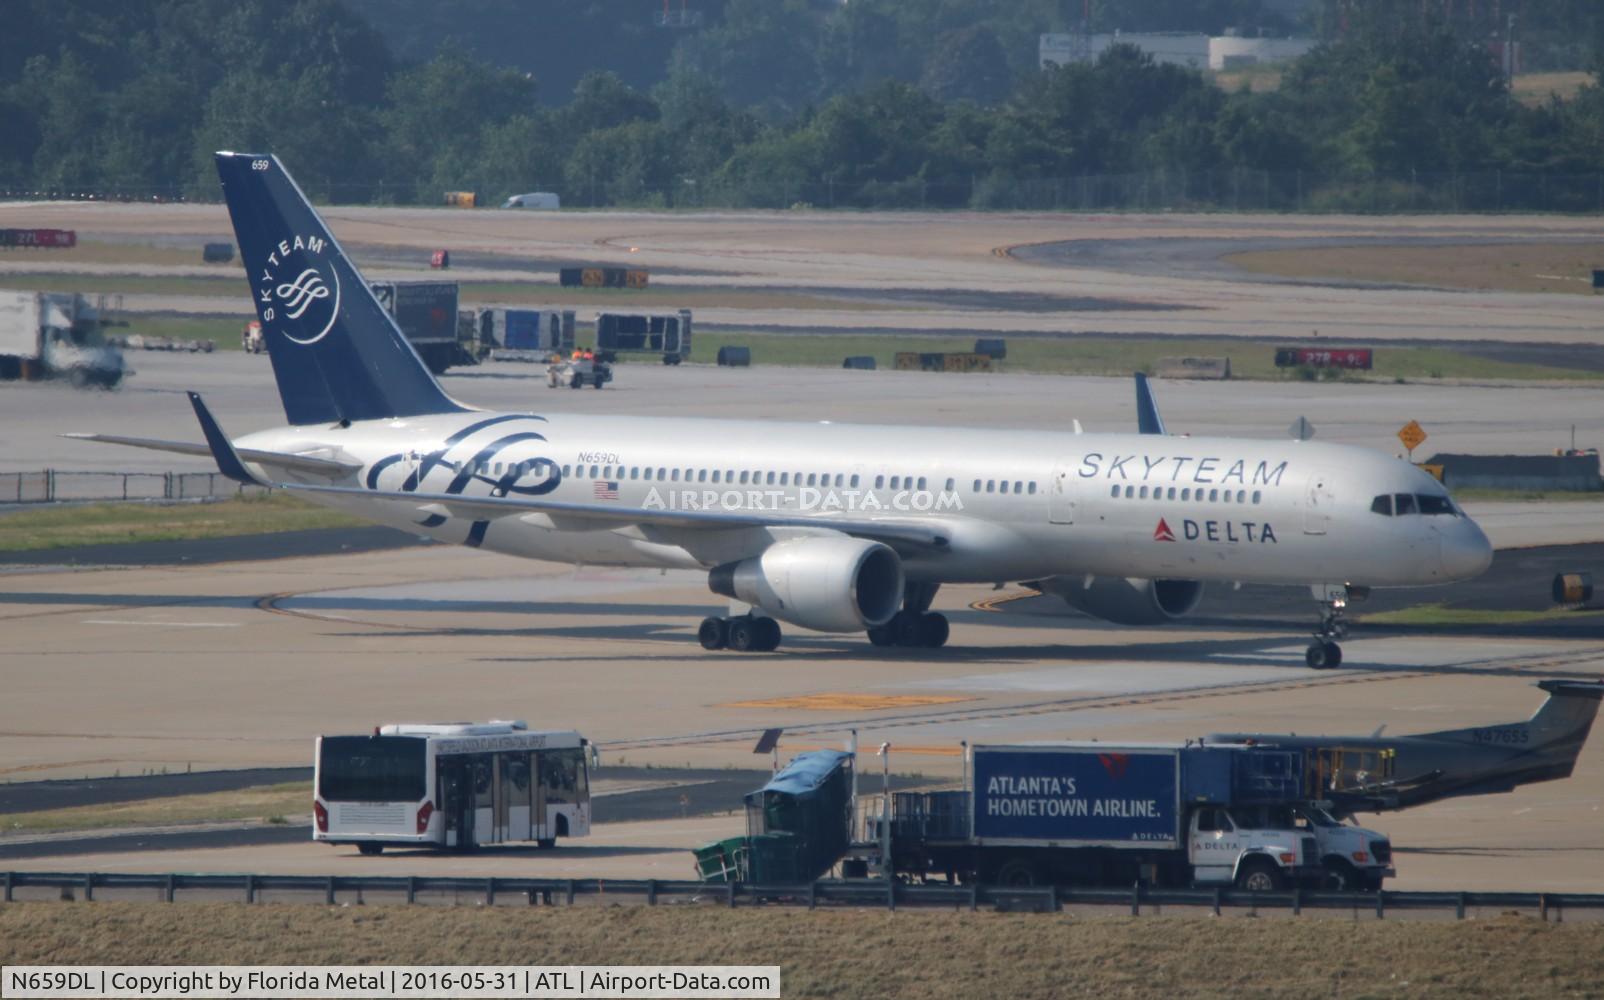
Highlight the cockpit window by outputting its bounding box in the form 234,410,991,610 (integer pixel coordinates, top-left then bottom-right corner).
1393,493,1417,515
1370,495,1393,516
1416,494,1455,516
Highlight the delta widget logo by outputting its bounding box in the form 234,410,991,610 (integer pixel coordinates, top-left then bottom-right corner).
256,233,340,345
1153,518,1175,542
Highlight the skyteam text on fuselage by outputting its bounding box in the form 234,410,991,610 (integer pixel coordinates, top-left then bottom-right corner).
69,153,1494,667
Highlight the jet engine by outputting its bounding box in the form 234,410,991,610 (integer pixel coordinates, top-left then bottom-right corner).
709,536,903,633
1044,576,1204,626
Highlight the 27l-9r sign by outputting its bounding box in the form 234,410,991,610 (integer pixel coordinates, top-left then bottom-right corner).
1274,347,1373,370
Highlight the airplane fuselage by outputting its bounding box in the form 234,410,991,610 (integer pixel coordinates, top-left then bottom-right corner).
238,408,1492,589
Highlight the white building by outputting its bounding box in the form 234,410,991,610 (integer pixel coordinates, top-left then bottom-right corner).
1040,32,1315,72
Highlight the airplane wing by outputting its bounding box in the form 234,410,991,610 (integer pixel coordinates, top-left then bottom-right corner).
284,481,953,550
62,432,359,477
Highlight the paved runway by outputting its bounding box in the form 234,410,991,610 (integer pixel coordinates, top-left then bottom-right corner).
0,544,1600,890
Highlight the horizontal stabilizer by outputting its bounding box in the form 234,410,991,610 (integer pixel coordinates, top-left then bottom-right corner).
62,434,359,475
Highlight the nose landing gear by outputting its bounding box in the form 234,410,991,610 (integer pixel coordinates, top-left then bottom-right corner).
1306,583,1367,668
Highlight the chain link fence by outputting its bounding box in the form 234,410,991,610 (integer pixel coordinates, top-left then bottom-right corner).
0,470,269,504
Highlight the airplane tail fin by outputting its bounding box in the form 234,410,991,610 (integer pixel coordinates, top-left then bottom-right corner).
1423,680,1602,772
1135,373,1167,435
214,152,467,426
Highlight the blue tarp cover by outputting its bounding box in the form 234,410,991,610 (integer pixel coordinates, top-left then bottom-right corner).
754,750,851,799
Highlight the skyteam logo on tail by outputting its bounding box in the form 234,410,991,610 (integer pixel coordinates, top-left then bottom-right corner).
256,233,340,345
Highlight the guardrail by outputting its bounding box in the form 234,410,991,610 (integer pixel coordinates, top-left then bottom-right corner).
2,872,1597,919
0,471,267,504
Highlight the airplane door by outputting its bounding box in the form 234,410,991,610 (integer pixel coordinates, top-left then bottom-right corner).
439,759,472,850
1303,474,1332,535
1049,463,1078,524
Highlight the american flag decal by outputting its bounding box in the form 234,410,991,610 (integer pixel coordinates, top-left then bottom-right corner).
593,480,619,500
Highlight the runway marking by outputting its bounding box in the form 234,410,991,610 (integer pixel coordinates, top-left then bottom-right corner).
83,619,239,627
969,589,1040,613
718,694,971,711
777,743,964,757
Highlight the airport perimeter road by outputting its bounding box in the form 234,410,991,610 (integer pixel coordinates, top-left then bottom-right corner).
11,351,1604,479
0,203,1600,343
0,546,1600,891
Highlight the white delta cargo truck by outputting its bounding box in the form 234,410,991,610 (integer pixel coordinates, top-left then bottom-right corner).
869,742,1395,891
0,291,125,388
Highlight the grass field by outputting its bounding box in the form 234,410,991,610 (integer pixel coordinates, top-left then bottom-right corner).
2,784,305,834
1510,71,1593,106
0,494,364,552
1,904,1598,997
1224,241,1604,295
674,331,1604,382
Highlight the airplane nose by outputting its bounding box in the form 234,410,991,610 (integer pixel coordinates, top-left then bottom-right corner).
1442,518,1494,580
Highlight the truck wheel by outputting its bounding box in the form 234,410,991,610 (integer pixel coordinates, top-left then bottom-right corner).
592,376,604,388
1234,858,1283,892
1322,858,1361,891
994,858,1038,887
570,375,581,388
536,837,556,850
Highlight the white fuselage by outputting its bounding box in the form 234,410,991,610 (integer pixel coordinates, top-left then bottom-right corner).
238,408,1492,590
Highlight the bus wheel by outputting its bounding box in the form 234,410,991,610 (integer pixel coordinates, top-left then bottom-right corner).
537,838,556,850
357,843,384,856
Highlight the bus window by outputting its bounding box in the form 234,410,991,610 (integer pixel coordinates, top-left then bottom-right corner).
503,753,531,811
318,736,425,802
541,749,579,804
473,756,493,810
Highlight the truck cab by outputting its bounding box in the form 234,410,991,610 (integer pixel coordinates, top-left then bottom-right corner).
1188,805,1321,890
1292,803,1394,890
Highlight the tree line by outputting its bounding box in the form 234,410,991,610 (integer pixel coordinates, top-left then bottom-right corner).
0,0,1600,211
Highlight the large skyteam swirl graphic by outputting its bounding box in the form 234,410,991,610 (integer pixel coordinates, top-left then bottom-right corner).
363,415,562,546
256,233,341,345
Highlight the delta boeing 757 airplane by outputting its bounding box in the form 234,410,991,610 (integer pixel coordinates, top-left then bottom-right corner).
72,153,1493,666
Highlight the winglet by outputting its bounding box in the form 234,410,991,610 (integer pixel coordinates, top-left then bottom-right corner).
187,392,262,486
1135,373,1166,435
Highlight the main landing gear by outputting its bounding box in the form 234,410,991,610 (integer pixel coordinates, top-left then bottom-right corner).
868,582,950,650
1306,583,1366,669
699,614,782,653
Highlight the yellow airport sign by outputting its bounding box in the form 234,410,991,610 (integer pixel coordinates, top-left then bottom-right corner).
1397,420,1428,453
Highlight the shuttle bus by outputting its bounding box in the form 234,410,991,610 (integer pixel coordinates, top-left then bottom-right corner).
313,721,591,854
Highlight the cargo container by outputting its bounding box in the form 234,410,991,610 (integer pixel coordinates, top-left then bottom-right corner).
369,281,466,373
477,308,575,355
594,309,691,364
0,290,124,388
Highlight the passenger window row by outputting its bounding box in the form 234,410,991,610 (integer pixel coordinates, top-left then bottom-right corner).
1110,484,1262,504
1371,493,1457,516
972,480,1039,495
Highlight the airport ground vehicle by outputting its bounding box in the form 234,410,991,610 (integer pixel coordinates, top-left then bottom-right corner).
242,320,263,353
864,743,1390,890
369,281,471,374
503,192,560,209
595,309,691,365
0,290,124,388
547,353,612,389
313,721,591,854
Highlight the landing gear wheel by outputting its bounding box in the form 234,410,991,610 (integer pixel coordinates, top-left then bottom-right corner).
357,843,383,856
916,612,949,649
753,617,782,652
698,616,727,650
1305,641,1342,669
892,610,922,646
726,617,757,652
867,625,896,647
